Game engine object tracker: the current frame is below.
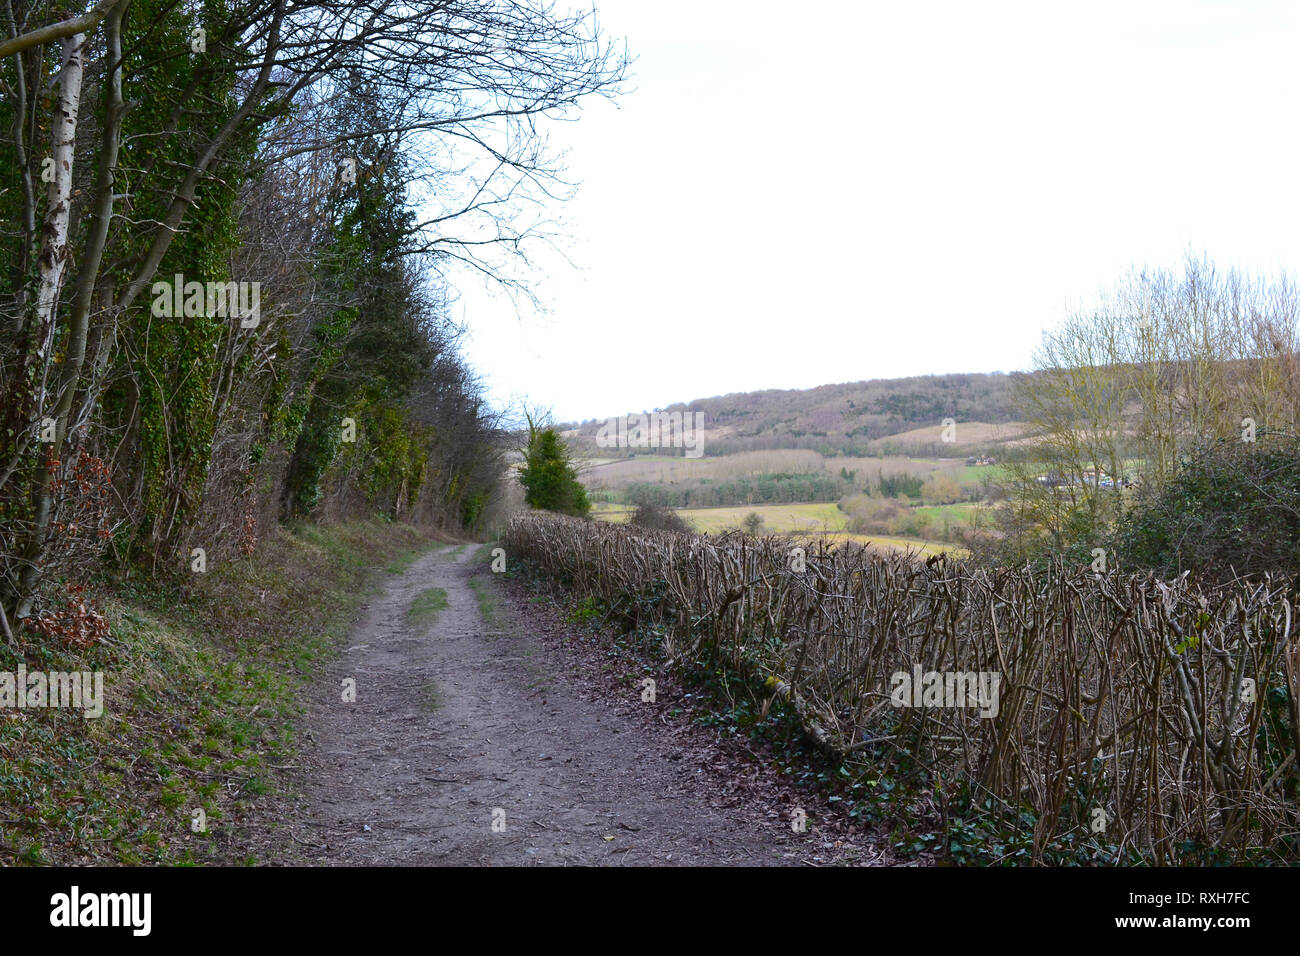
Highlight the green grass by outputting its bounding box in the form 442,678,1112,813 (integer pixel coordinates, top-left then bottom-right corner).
471,541,499,567
590,501,632,521
0,519,442,865
408,587,449,623
914,502,986,524
954,464,1009,485
676,502,848,534
468,576,500,628
419,680,445,711
385,545,430,573
815,531,964,558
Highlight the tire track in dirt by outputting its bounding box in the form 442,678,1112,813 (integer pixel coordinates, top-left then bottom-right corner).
287,543,804,865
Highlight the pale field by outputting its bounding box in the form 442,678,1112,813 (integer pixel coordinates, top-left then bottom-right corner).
591,502,632,522
913,502,988,525
590,501,965,557
581,449,825,489
676,502,846,533
871,421,1028,449
814,532,965,558
835,455,966,483
581,449,1002,493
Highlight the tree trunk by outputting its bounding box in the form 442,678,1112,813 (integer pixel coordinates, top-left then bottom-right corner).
15,32,87,619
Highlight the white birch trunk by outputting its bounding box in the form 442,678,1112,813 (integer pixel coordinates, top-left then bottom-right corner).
33,33,86,365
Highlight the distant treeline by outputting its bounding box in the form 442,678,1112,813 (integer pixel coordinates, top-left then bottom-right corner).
625,473,849,509
876,472,925,499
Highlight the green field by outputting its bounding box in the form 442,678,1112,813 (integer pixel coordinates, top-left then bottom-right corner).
591,500,964,557
898,458,1007,486
592,500,845,533
591,501,632,522
913,502,987,525
816,532,962,558
677,502,845,534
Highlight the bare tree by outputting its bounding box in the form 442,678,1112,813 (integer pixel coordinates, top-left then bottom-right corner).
0,0,627,617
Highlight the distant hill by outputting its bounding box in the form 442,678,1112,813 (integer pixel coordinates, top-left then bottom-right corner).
564,371,1030,457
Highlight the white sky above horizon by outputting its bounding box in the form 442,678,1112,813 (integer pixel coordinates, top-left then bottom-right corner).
452,0,1300,425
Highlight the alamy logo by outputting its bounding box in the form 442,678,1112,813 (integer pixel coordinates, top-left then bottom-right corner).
0,667,103,718
151,274,261,328
594,411,705,458
50,886,151,936
890,666,1001,718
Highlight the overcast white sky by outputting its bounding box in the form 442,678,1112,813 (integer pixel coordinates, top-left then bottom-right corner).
453,0,1300,424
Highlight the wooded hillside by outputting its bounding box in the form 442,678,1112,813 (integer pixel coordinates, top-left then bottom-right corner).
565,371,1024,456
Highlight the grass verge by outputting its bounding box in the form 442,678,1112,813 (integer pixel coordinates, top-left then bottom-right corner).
408,587,449,624
0,519,446,865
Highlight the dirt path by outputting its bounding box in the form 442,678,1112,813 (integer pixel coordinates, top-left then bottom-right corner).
283,544,815,865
